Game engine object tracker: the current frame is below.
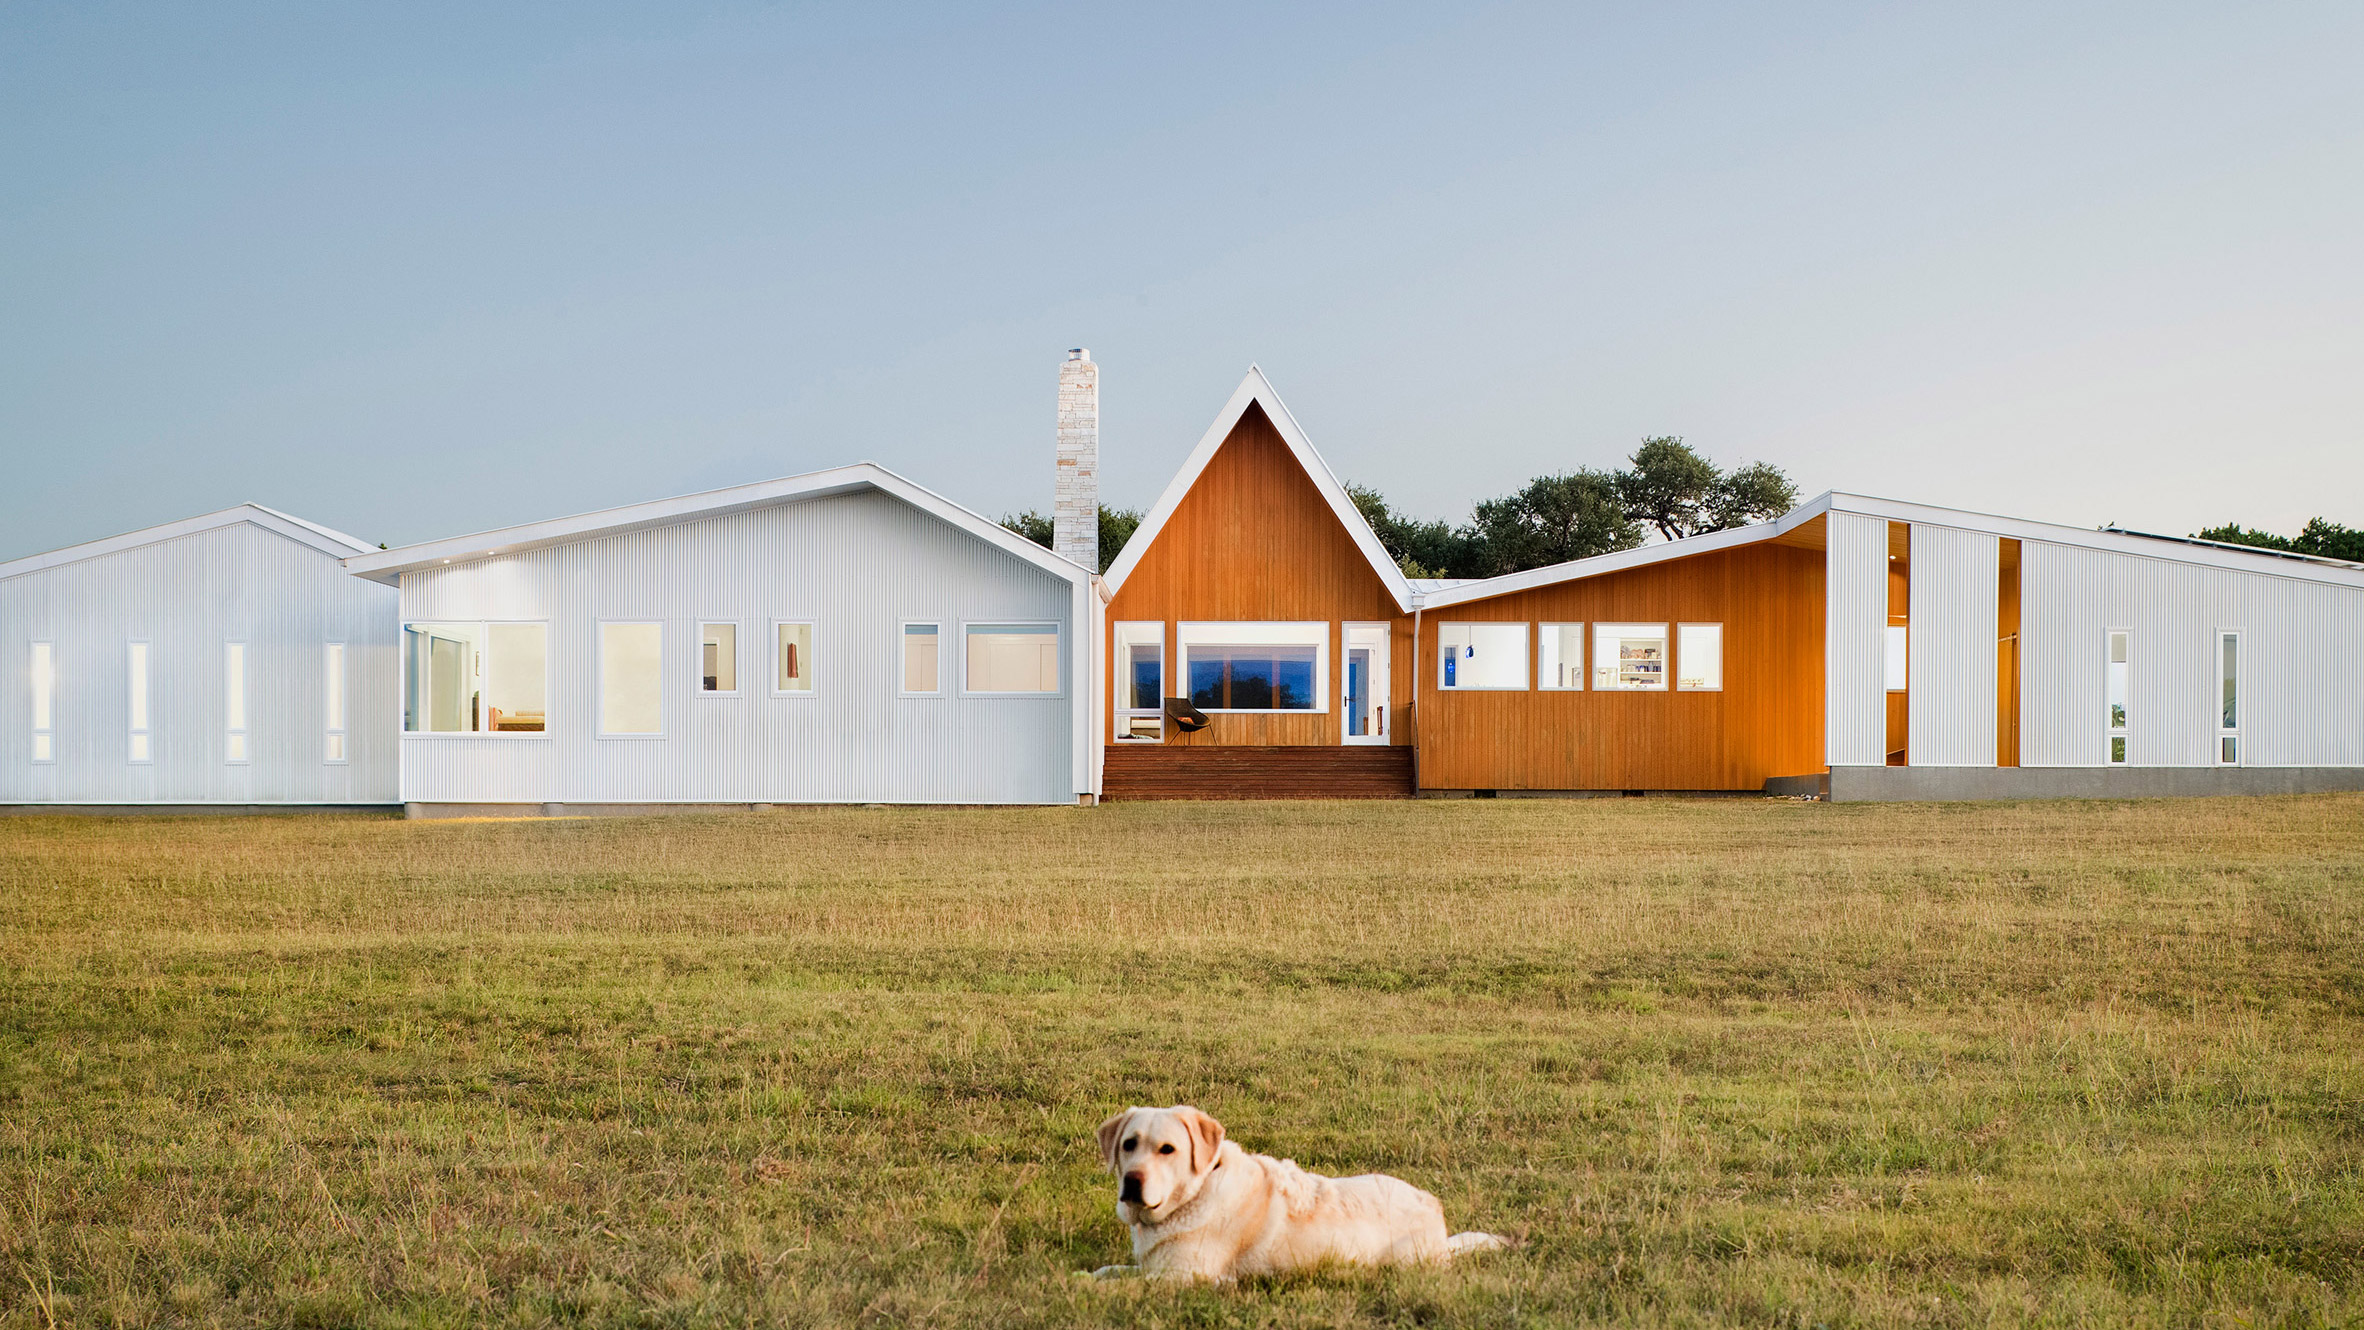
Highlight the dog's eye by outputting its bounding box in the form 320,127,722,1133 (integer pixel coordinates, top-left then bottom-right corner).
1159,1144,1176,1154
1122,1136,1137,1152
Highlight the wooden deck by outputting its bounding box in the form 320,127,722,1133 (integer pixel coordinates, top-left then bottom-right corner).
1102,745,1415,800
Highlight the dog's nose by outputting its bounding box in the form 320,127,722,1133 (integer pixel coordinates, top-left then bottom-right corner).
1119,1173,1145,1204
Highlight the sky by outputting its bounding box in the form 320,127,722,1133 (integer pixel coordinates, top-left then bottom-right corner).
3,2,2360,560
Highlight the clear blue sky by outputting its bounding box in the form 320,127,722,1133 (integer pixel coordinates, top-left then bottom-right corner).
4,3,2360,559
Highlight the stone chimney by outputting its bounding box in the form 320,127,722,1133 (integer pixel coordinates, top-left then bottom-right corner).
1054,348,1098,570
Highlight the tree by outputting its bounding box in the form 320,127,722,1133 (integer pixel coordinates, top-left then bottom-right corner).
2198,518,2363,562
1347,483,1465,579
999,505,1143,575
1458,470,1641,577
1613,437,1796,540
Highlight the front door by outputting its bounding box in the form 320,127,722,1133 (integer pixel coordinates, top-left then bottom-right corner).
1341,622,1390,745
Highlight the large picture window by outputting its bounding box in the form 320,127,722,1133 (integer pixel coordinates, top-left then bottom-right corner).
1593,623,1668,692
1438,623,1528,690
599,622,663,736
965,623,1060,695
1178,622,1328,713
402,622,548,734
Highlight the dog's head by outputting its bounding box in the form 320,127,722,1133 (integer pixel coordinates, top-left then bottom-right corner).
1095,1105,1226,1225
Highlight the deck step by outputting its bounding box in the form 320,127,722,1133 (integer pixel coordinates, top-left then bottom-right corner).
1102,745,1414,801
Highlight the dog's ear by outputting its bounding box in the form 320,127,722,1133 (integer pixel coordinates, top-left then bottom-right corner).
1095,1108,1136,1174
1179,1106,1225,1175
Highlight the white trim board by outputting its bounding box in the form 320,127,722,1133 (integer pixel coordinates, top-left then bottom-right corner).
1100,366,1415,613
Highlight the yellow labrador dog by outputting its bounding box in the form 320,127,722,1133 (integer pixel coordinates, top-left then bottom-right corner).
1090,1105,1506,1281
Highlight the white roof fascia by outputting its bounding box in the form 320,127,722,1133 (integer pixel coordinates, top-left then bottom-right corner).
1417,495,1836,611
1825,493,2364,590
0,504,373,582
342,462,1094,588
1099,366,1415,612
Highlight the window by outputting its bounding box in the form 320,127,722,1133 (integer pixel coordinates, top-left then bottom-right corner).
1179,623,1328,712
699,623,738,694
1438,623,1529,690
966,623,1061,695
2105,630,2128,765
324,643,347,763
902,623,941,695
128,642,151,763
1884,625,1909,692
1677,623,1723,691
2218,631,2240,765
1114,621,1164,740
224,642,248,764
775,622,814,694
599,622,663,736
402,622,548,733
1593,623,1669,692
30,642,54,763
1538,623,1586,690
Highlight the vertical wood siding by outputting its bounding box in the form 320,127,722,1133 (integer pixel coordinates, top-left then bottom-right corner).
1907,525,2000,766
0,523,399,803
1105,403,1409,746
2020,541,2364,768
398,489,1078,804
1824,512,1887,765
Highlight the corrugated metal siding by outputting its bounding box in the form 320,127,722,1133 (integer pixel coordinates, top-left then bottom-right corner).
0,523,399,803
399,489,1078,804
1907,525,1999,766
2021,540,2364,767
1824,512,1887,765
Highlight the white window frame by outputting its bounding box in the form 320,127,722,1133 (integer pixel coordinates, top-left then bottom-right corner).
324,642,348,764
1176,621,1330,714
960,620,1064,698
400,621,553,738
696,620,742,698
1676,622,1724,692
596,619,665,739
2216,629,2241,767
1537,622,1586,691
224,641,249,765
1437,622,1531,691
127,640,152,764
899,620,944,698
771,619,818,698
30,641,55,764
1593,622,1672,693
1113,620,1165,741
2104,628,2129,766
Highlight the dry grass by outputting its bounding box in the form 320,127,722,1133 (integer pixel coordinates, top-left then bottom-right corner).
1,795,2360,1327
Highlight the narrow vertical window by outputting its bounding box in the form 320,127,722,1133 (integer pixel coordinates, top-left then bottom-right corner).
699,623,738,694
128,642,151,763
964,623,1061,694
2104,631,2128,764
1677,624,1723,691
598,622,663,736
224,642,248,764
1537,623,1586,690
1113,621,1164,739
324,643,347,763
2217,631,2240,765
775,622,814,694
30,641,55,763
902,623,941,695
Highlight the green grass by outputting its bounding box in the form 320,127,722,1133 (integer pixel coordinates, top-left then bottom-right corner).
2,795,2361,1328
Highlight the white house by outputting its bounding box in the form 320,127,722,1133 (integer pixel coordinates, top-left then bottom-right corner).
342,464,1100,813
0,505,399,809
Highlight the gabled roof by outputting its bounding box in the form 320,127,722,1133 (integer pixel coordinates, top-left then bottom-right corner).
0,504,374,582
1101,367,1415,612
1418,490,2364,610
343,462,1095,587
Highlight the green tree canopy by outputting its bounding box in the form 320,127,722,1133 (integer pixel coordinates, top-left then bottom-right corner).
998,505,1142,575
2198,518,2363,562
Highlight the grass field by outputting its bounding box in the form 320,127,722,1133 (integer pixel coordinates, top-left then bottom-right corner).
2,795,2361,1328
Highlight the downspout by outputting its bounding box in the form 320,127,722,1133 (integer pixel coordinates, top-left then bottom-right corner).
1410,600,1422,795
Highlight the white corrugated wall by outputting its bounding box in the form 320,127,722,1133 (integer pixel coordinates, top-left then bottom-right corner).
1824,511,1887,765
1907,524,1999,766
2021,541,2364,767
399,488,1080,805
0,523,400,803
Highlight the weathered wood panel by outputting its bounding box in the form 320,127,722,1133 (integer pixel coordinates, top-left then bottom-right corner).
1414,542,1825,790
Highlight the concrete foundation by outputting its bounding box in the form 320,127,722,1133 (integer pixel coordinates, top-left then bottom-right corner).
1824,765,2364,802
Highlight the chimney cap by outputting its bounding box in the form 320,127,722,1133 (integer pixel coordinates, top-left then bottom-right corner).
1067,347,1090,361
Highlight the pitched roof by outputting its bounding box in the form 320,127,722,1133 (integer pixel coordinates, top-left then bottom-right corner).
342,462,1094,587
0,504,374,582
1418,491,2364,610
1100,367,1415,612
